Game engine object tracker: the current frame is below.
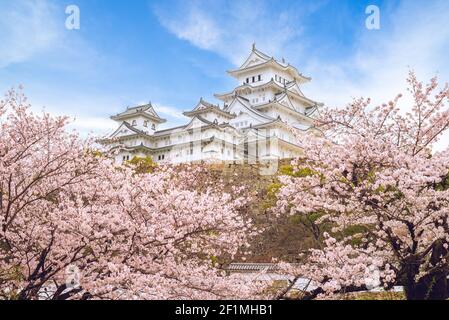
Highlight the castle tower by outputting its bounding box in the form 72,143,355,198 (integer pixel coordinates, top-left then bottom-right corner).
110,103,166,135
100,45,323,164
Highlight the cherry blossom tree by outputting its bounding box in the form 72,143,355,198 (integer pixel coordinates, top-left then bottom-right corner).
0,89,260,300
276,72,449,300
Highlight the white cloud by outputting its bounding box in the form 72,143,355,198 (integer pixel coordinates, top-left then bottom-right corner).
69,116,116,132
0,0,104,77
302,1,449,150
161,8,223,51
155,0,449,150
305,1,449,106
0,0,61,68
154,0,311,65
134,100,187,120
154,103,186,120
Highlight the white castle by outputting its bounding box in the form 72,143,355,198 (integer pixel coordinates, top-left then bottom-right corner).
100,45,322,164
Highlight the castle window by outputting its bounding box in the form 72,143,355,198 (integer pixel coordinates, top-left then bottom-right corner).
252,76,255,83
144,120,148,127
246,78,249,84
258,75,261,81
151,124,156,130
132,120,137,126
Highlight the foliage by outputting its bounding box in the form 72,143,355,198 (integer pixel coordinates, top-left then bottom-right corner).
125,156,157,174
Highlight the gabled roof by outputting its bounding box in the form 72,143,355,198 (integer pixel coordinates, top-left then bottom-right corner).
111,103,167,123
183,115,215,130
116,121,146,136
286,80,305,96
251,116,312,133
305,105,319,117
223,95,274,121
183,98,236,119
98,121,150,143
274,91,296,110
153,124,187,136
183,115,239,132
227,44,311,83
238,43,272,69
252,99,315,124
276,87,323,108
101,114,241,144
214,79,314,103
252,116,289,129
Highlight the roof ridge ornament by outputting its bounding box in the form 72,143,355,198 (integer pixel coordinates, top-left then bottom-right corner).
252,42,256,51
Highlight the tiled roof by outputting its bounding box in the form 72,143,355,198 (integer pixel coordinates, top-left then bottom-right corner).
111,103,166,123
226,263,280,272
183,98,236,118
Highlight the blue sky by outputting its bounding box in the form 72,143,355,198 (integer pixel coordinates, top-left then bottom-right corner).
1,0,449,147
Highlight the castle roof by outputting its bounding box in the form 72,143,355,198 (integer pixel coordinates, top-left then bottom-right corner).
183,98,236,119
152,115,239,137
215,79,321,108
223,95,275,122
111,103,167,123
227,44,311,83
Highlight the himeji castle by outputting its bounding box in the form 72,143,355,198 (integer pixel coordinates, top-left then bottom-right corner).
100,45,323,164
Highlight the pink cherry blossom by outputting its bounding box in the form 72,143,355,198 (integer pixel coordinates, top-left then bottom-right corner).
276,72,449,300
0,88,262,300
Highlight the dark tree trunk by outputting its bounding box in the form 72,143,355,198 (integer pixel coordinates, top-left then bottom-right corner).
403,241,449,300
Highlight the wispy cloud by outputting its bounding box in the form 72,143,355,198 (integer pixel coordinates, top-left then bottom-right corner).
154,103,187,120
303,0,449,150
154,0,449,150
68,116,116,134
153,0,319,65
159,7,223,51
305,0,449,108
0,0,61,68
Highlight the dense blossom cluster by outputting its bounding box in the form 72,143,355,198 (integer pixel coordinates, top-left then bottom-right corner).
3,71,449,301
0,89,261,300
277,72,449,299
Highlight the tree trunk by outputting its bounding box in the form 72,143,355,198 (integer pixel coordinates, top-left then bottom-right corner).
403,242,448,300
